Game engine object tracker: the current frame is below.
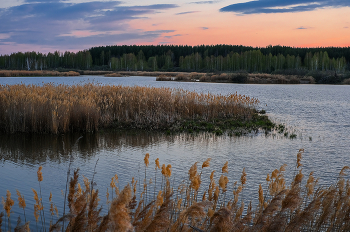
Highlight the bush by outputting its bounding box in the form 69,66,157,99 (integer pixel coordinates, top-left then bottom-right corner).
273,68,309,76
229,73,248,83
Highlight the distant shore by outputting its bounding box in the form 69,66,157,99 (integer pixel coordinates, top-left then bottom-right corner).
1,70,349,84
0,70,80,77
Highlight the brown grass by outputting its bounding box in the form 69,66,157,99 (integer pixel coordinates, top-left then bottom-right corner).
156,75,172,81
0,70,80,77
2,149,350,231
104,73,123,77
82,71,114,75
342,78,350,85
247,73,302,84
156,71,318,84
0,84,259,133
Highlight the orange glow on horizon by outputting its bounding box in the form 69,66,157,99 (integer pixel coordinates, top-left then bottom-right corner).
127,6,350,48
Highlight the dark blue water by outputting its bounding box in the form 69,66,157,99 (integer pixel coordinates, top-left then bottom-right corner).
1,76,349,230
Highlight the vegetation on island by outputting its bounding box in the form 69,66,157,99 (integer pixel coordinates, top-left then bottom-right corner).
1,45,349,84
2,149,350,231
0,83,273,134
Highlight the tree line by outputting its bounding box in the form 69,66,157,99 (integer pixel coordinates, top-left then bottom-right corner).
0,50,92,71
0,45,349,73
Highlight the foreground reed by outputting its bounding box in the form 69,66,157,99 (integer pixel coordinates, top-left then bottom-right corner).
2,149,350,231
0,84,264,134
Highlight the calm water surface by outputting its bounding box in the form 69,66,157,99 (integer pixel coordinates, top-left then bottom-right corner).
1,76,350,229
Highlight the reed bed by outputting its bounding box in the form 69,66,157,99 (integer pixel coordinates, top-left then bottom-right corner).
104,73,123,77
156,72,317,84
0,84,260,134
0,70,80,77
246,74,315,84
117,71,184,77
82,71,114,75
2,149,350,231
342,78,350,85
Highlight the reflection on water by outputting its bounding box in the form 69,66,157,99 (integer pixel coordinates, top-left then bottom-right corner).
0,131,170,164
1,76,350,230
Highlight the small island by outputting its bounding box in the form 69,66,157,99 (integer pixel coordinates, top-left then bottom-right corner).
0,83,274,135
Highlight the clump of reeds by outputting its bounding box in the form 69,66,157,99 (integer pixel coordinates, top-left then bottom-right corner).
156,75,172,81
342,78,350,85
174,73,190,81
81,70,114,75
104,73,123,77
247,73,305,84
2,149,350,231
0,84,259,134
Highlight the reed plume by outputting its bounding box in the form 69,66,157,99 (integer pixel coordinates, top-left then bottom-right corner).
144,194,173,232
202,158,211,169
222,161,228,173
109,184,133,231
16,190,27,222
2,190,14,219
144,153,150,167
32,188,43,231
209,207,232,232
37,166,43,182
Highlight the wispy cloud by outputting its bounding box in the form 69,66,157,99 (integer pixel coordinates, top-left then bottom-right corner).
176,11,200,15
190,1,218,4
201,27,209,30
297,26,308,29
220,0,350,14
0,1,178,51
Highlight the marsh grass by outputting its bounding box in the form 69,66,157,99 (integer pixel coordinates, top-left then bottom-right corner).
0,84,261,134
155,72,317,84
342,78,350,85
2,149,350,231
0,70,80,77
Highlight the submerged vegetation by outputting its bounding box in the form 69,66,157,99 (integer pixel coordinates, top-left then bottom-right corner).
0,84,272,134
2,149,350,231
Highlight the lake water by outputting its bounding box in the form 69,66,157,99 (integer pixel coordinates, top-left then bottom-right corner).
1,76,350,230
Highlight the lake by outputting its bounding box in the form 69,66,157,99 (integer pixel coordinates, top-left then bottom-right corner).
1,75,350,230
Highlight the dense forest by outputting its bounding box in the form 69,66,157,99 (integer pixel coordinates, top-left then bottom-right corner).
0,45,349,75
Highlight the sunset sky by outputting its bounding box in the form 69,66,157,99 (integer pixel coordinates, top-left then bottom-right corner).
0,0,349,55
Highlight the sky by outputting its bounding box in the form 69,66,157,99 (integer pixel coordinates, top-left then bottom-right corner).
0,0,349,55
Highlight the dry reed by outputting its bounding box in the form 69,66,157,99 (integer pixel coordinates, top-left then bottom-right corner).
0,70,79,77
342,78,350,85
0,84,259,134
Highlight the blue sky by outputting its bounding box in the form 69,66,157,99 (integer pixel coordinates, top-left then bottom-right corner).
0,0,349,54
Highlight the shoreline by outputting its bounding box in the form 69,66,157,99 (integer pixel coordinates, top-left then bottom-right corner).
1,70,349,84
